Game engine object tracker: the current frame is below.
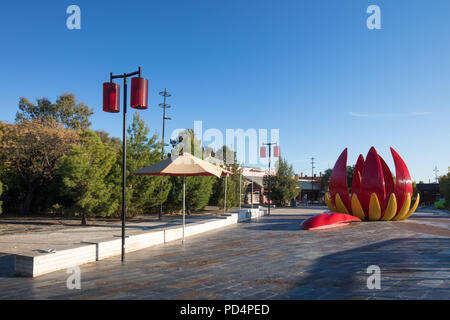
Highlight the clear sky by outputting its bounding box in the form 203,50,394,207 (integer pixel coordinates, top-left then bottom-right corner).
1,0,449,183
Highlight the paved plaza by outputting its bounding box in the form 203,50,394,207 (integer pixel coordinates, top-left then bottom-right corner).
0,207,449,299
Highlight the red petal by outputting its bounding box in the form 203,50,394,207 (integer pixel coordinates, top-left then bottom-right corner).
379,155,394,212
351,154,364,196
301,212,361,230
329,148,351,213
357,147,386,219
390,147,413,214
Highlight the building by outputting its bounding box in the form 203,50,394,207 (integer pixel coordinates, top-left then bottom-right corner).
417,183,440,205
296,173,325,205
241,167,275,206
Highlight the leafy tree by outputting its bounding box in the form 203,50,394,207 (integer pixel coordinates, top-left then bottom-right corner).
412,181,419,197
56,131,118,224
170,129,204,158
320,168,333,190
439,172,450,208
209,147,245,210
0,180,3,215
95,130,122,151
16,93,93,130
166,175,215,214
264,157,298,206
167,129,215,213
347,165,355,192
122,112,171,216
320,166,355,193
0,119,79,215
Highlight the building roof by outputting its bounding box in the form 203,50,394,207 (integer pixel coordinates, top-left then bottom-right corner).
417,183,440,192
245,176,264,188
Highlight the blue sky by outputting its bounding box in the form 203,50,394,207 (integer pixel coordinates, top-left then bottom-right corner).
0,0,449,182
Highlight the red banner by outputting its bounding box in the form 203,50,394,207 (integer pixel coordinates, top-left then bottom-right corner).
260,146,266,158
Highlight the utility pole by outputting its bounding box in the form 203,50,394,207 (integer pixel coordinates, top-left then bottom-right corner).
433,166,439,183
158,89,172,220
263,142,277,216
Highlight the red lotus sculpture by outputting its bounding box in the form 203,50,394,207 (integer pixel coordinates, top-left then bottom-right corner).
301,212,361,230
325,147,420,221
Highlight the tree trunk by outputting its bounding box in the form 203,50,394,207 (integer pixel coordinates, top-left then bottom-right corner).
81,213,87,226
22,183,36,216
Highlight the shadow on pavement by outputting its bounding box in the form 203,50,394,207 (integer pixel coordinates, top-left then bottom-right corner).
278,237,450,299
0,253,15,278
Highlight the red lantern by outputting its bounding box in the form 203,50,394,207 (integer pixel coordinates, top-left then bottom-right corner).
103,82,120,113
130,77,148,109
260,146,266,158
274,146,280,157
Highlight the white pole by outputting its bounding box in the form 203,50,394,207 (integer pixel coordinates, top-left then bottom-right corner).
224,174,228,214
239,167,242,210
182,175,185,244
251,172,254,209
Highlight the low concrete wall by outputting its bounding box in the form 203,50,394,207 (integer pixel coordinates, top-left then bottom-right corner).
14,209,266,277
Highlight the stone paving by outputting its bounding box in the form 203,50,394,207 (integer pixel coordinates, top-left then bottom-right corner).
0,207,448,299
0,214,225,256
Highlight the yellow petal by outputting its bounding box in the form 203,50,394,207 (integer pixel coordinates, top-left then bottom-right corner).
393,193,411,221
403,193,420,220
325,192,336,212
335,193,349,214
368,193,381,221
351,194,365,220
381,193,397,221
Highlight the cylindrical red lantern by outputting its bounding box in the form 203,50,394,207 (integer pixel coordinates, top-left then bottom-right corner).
103,82,120,113
274,146,280,157
260,146,266,158
130,77,148,109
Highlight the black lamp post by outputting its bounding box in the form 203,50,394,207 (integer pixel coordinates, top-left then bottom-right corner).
158,89,172,220
103,66,149,262
262,142,278,216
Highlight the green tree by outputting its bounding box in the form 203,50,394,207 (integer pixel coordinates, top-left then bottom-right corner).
209,146,245,210
167,129,215,213
264,157,298,206
320,166,355,193
0,180,3,215
56,131,118,224
122,112,171,216
170,128,205,158
412,181,419,197
166,175,215,214
320,168,333,190
439,172,450,208
213,164,245,210
16,93,93,130
95,130,122,151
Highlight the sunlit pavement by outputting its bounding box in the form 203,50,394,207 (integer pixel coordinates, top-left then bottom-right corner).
0,207,448,299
